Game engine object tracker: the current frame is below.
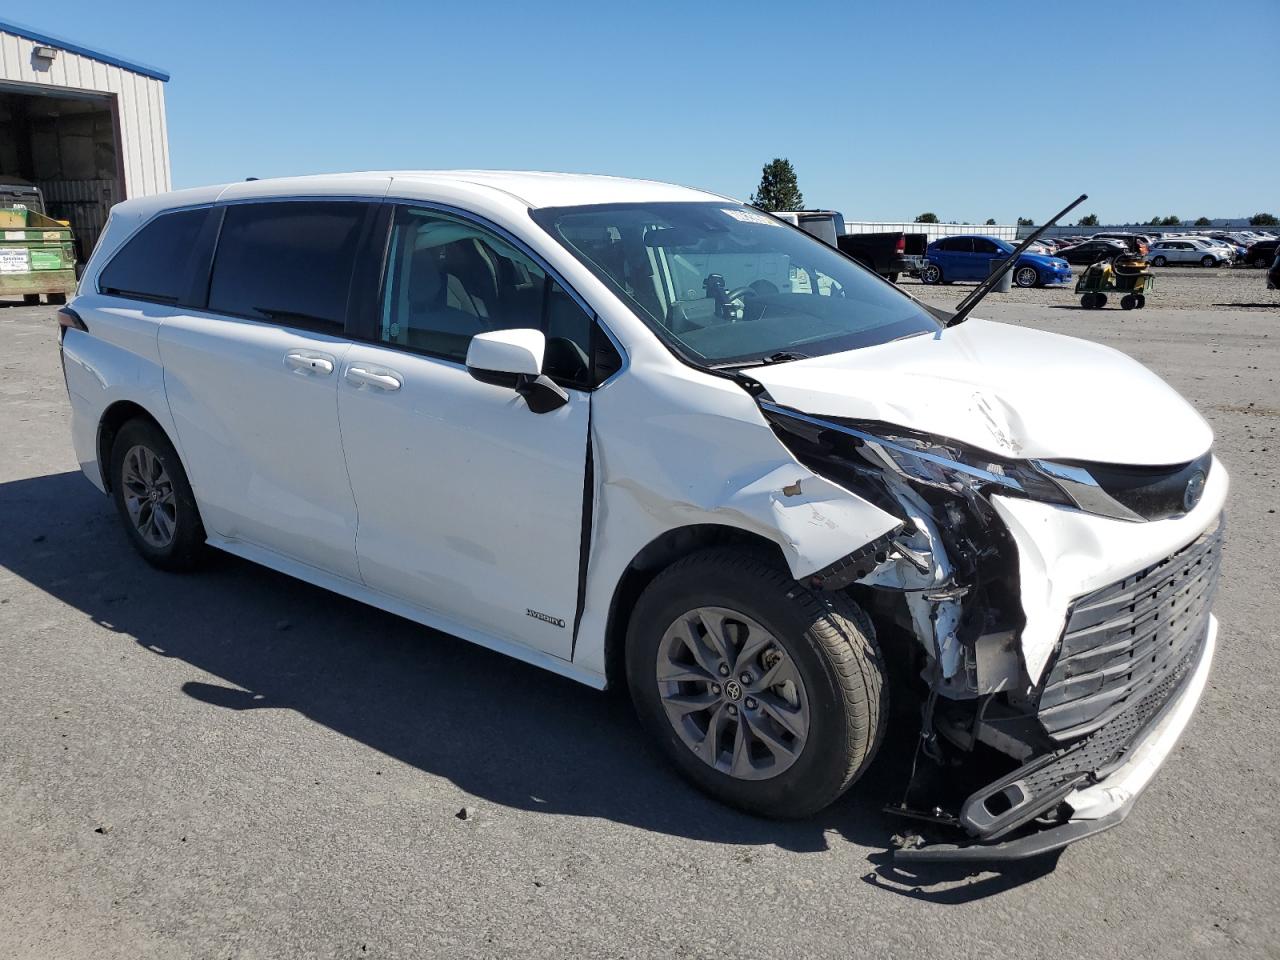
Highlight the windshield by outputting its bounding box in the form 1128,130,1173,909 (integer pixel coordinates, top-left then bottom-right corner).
531,202,940,367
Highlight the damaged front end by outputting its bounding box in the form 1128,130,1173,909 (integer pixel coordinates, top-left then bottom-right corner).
760,400,1224,861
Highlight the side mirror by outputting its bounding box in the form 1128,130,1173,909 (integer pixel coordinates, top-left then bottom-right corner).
465,328,568,414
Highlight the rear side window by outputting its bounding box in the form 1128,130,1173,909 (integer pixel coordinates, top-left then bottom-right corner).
208,201,369,329
98,208,208,304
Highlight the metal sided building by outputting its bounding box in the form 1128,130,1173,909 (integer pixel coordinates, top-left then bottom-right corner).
0,18,170,261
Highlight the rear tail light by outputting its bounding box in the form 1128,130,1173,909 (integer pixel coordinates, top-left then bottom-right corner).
56,306,87,340
895,235,906,253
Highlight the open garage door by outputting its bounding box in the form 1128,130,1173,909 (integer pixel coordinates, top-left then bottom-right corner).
0,81,123,264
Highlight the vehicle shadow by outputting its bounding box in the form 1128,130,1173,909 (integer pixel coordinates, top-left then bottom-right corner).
0,469,1054,901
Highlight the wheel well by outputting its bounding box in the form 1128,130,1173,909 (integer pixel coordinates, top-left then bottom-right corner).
97,401,164,492
601,524,787,690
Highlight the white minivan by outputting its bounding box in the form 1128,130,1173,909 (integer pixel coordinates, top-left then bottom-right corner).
58,172,1225,861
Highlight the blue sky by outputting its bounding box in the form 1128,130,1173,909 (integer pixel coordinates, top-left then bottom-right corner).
30,0,1280,223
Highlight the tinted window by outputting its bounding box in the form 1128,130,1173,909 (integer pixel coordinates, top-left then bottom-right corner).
98,208,208,303
208,201,368,328
972,238,1000,254
380,206,596,385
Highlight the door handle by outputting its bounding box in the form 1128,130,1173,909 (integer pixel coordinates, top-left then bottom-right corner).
345,365,402,391
284,351,334,376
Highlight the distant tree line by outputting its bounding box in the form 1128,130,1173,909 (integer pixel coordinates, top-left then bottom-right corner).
746,162,1278,229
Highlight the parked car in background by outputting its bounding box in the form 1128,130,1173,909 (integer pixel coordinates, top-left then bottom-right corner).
1268,251,1280,290
1208,235,1249,258
1057,239,1129,265
1091,233,1151,256
58,170,1227,861
1147,239,1231,268
1187,237,1238,261
921,235,1072,287
1246,239,1280,268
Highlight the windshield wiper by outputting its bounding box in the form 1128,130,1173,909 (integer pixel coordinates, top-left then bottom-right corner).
713,351,808,371
946,193,1088,328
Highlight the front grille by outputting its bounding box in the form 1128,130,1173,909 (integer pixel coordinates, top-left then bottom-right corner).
1036,516,1223,743
962,634,1206,838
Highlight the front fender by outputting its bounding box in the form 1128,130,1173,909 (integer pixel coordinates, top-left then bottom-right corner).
572,360,900,680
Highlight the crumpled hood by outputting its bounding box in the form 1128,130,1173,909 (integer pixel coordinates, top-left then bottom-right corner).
751,318,1212,464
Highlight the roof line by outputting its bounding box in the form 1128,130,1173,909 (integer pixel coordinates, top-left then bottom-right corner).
0,17,169,82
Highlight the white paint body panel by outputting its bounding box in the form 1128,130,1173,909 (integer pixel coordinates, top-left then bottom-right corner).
337,345,590,659
156,311,361,581
60,300,177,491
750,318,1214,463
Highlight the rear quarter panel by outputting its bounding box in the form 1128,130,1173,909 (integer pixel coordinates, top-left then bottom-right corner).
61,294,179,492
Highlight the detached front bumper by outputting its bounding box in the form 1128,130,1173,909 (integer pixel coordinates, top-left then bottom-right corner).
896,614,1216,863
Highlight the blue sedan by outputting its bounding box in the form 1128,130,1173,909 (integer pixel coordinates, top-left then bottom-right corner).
921,235,1072,288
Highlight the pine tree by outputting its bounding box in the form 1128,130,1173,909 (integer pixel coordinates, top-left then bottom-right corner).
749,159,804,212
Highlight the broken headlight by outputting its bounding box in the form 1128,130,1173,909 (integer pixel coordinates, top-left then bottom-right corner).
761,403,1076,509
858,431,1075,506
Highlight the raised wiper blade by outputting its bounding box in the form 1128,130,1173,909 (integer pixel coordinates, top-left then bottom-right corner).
947,193,1087,328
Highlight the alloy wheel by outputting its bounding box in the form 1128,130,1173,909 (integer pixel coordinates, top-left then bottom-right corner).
121,444,177,548
655,606,810,781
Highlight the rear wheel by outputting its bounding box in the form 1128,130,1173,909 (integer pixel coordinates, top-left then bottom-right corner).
1151,255,1167,267
626,548,887,819
22,293,40,305
110,419,207,571
921,263,943,285
1014,265,1039,288
1081,292,1098,309
1121,294,1137,310
1136,294,1146,308
46,292,66,305
885,272,899,283
1096,293,1108,308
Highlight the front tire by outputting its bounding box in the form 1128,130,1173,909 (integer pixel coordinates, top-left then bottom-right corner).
1201,255,1215,268
110,419,207,571
626,548,887,819
1014,265,1039,287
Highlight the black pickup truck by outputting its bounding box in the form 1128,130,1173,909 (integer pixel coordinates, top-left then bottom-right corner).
836,232,928,282
773,210,926,282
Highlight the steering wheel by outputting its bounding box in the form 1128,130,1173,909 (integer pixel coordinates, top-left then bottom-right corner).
729,278,780,301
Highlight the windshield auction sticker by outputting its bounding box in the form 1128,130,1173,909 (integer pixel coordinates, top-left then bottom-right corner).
722,208,782,226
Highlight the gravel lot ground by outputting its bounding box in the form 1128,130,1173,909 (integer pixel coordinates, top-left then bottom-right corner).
1,267,1278,959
